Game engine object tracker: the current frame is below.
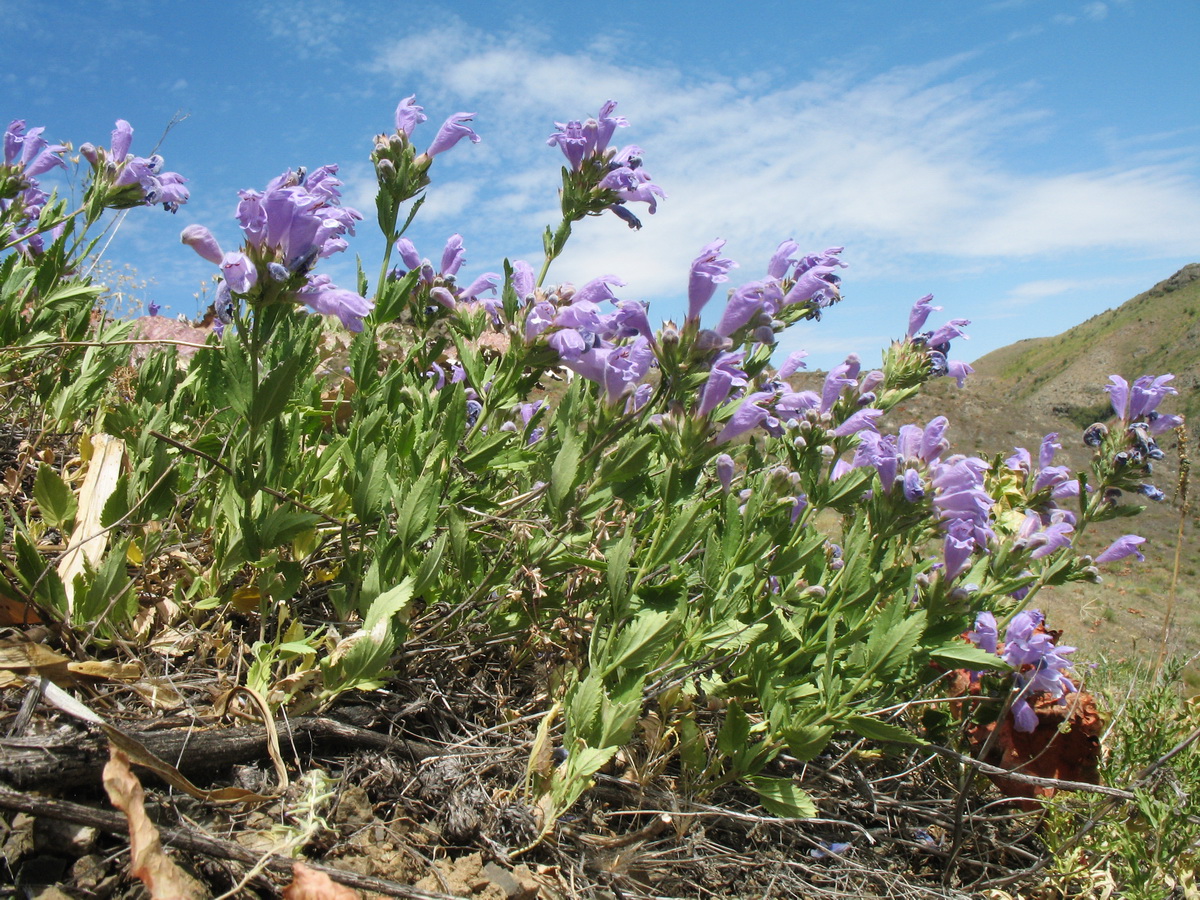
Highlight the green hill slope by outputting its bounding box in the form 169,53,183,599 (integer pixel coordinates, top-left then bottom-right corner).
970,264,1200,424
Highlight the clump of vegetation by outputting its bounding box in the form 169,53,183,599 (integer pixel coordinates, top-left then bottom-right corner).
0,103,1193,898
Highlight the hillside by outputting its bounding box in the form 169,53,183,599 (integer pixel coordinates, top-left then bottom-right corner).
970,263,1200,424
882,264,1199,680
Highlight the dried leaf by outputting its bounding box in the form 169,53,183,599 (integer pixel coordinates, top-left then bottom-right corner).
0,639,70,670
68,660,144,681
130,678,185,710
57,433,126,614
0,593,42,625
103,747,206,900
282,863,359,900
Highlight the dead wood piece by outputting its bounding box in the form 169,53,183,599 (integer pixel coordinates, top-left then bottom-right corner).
0,716,441,791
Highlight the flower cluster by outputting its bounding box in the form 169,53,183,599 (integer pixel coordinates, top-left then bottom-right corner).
390,233,499,319
968,610,1076,732
181,166,370,331
80,120,189,213
547,101,665,231
686,240,846,345
1,120,67,255
373,95,481,228
523,273,657,409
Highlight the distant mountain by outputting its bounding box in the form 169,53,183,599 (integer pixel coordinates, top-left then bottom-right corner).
970,264,1200,424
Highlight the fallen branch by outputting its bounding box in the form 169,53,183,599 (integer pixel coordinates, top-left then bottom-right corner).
0,715,441,791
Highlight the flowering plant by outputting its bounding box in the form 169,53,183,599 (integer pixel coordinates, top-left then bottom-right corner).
0,97,1184,843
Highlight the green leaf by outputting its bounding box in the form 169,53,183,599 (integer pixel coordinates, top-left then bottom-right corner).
929,643,1012,672
864,606,926,683
846,714,925,746
565,673,605,746
550,426,583,511
34,464,76,530
250,355,304,428
412,533,447,596
782,723,834,761
747,776,818,819
363,576,416,632
647,501,707,572
99,473,130,529
717,701,752,758
353,447,390,520
600,609,675,676
605,529,633,614
75,540,133,628
257,507,322,548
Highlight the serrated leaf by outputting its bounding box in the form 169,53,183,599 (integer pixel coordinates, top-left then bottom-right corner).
412,533,447,596
864,607,926,682
605,530,633,613
550,427,582,511
100,473,130,529
782,723,834,761
846,714,924,745
250,355,304,428
747,776,817,819
717,701,752,758
34,465,76,530
363,576,415,631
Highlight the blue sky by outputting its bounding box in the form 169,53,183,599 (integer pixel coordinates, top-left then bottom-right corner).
4,0,1198,369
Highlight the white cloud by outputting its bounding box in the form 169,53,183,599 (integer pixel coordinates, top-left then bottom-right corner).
367,18,1200,321
1000,276,1130,306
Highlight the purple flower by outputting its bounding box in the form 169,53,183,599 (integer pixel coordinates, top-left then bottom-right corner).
601,152,666,214
547,119,588,170
697,351,748,417
784,264,842,308
946,359,973,387
716,391,776,443
180,224,224,265
1027,513,1075,559
297,274,374,332
92,120,188,212
1129,374,1177,420
688,239,738,320
4,120,66,177
1149,412,1184,435
767,239,800,280
832,408,882,437
511,260,536,299
395,237,421,270
585,100,628,156
854,432,900,488
426,113,480,158
220,252,258,294
1105,375,1129,421
902,468,925,502
907,294,941,338
715,280,780,337
1096,534,1146,564
943,518,976,580
715,454,735,493
574,274,626,306
394,95,428,137
967,611,998,654
927,318,970,348
441,233,466,277
779,350,808,379
820,356,860,413
524,301,556,342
